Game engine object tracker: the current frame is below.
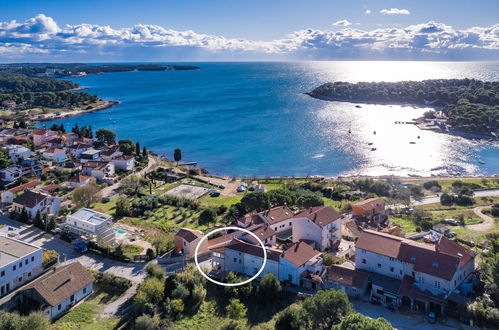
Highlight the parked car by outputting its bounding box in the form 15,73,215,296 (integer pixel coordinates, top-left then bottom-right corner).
445,231,456,238
210,189,220,197
218,185,225,189
405,208,414,215
445,219,458,226
427,312,437,324
236,185,247,192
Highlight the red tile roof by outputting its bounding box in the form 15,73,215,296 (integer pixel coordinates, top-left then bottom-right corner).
282,241,321,267
293,206,341,228
352,198,385,211
175,228,203,243
325,265,369,288
7,180,42,194
67,175,92,183
13,190,49,208
356,230,474,281
259,205,295,225
224,238,281,262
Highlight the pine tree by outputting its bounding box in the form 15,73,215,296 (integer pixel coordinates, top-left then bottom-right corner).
33,210,43,228
142,146,148,158
135,142,141,157
72,122,80,135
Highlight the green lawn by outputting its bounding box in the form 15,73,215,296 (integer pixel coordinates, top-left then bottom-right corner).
199,194,243,208
51,303,119,330
390,217,419,234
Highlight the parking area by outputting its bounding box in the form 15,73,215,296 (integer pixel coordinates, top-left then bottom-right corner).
165,184,211,199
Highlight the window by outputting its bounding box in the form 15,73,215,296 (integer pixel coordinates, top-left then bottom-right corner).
233,258,237,263
239,259,241,264
434,281,441,289
399,270,402,275
58,304,61,310
70,294,75,302
390,267,394,272
28,272,31,277
31,256,34,262
25,260,28,265
19,262,22,268
13,265,16,271
377,263,381,268
83,287,87,294
362,259,366,264
18,277,22,282
289,222,292,226
0,271,4,277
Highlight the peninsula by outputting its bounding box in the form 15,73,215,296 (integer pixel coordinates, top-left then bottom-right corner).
307,79,498,136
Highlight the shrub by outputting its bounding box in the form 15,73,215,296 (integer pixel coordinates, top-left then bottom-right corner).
492,204,499,217
297,193,324,208
145,263,165,280
257,273,282,302
226,299,247,319
198,208,217,225
133,314,160,330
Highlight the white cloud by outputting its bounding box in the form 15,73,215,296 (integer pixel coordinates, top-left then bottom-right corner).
0,15,497,61
365,10,371,15
380,8,411,15
333,19,352,27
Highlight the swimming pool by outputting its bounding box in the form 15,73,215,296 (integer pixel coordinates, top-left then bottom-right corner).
113,227,128,236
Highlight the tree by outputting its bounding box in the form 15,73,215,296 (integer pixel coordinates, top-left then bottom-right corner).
267,189,297,207
492,204,499,217
72,183,101,208
198,208,217,225
133,314,160,330
226,298,247,319
275,306,309,330
142,146,148,159
121,175,142,195
297,193,324,208
135,142,141,157
135,277,165,306
440,193,454,206
145,263,165,280
302,289,353,329
224,272,253,300
333,313,393,330
95,128,116,146
115,198,130,216
0,148,9,170
151,235,173,256
174,148,182,164
257,273,282,302
240,192,271,212
22,313,50,330
118,139,134,156
33,210,43,228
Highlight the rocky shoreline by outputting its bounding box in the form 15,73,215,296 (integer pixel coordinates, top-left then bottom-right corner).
34,100,120,122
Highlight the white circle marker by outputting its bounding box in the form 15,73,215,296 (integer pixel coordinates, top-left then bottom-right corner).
194,226,267,287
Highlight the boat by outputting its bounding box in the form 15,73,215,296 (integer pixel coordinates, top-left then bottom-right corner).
410,141,416,144
373,130,376,135
478,160,486,164
417,136,420,139
371,148,377,151
348,128,351,133
355,105,362,108
368,142,373,145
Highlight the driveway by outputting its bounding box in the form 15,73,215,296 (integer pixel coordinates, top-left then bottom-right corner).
466,206,494,231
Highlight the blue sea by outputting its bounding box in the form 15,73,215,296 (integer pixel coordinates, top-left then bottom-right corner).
49,61,499,177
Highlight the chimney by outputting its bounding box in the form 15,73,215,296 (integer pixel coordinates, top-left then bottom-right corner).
68,271,72,281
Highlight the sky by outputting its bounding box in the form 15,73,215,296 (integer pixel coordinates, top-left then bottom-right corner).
0,0,498,62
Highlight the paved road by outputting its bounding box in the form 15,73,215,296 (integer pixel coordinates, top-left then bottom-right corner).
467,206,494,231
412,188,499,206
0,215,146,283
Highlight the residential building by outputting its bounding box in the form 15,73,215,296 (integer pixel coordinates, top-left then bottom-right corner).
80,149,101,162
100,146,123,161
112,155,135,171
12,190,61,218
291,206,342,251
237,205,295,235
65,175,95,188
0,235,43,297
352,198,387,224
42,148,67,162
67,143,92,158
1,181,42,205
3,145,33,163
174,228,205,258
278,241,323,286
0,167,22,182
322,265,369,299
20,158,42,178
32,130,58,147
355,230,475,312
64,208,116,245
1,100,16,108
19,261,94,320
82,161,115,183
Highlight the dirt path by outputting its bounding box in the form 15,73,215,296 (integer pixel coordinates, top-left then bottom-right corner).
466,206,494,231
100,282,138,318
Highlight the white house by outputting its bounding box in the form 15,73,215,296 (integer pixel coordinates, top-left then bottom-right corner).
3,145,33,163
291,206,343,251
67,143,92,158
278,241,323,286
12,190,61,218
0,235,43,297
82,161,115,183
355,230,475,312
237,205,295,235
64,208,116,245
112,155,135,171
100,146,123,162
65,175,94,188
0,166,22,183
42,148,67,163
32,129,58,147
20,261,94,320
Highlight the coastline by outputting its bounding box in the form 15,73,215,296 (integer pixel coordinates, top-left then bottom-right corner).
34,100,120,122
305,92,498,140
